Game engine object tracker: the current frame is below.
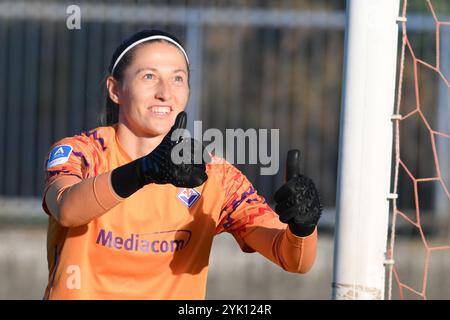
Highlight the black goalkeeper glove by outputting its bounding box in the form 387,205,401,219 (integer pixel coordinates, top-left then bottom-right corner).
274,149,322,237
111,111,209,198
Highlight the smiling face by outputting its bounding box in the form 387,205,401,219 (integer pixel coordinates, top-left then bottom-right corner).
107,41,190,137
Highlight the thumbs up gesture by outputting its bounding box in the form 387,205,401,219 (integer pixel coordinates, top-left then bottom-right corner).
138,111,209,188
274,150,322,237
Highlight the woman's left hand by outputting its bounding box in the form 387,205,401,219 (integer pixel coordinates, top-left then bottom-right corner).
273,150,322,237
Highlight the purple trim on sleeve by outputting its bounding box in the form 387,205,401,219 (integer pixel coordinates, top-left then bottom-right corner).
72,151,90,168
223,216,234,229
81,130,107,151
230,186,256,212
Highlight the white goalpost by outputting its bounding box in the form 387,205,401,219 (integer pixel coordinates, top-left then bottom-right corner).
332,0,401,300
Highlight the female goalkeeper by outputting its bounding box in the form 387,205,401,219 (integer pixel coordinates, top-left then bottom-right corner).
42,29,322,299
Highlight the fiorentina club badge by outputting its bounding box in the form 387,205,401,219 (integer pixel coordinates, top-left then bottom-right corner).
177,188,201,208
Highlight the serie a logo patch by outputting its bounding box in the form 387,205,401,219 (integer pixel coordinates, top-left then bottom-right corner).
177,188,201,208
47,145,73,169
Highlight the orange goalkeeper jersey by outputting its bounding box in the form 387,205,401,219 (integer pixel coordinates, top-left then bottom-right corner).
42,125,317,299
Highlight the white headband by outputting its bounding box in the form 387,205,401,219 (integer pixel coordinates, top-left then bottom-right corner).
111,35,190,75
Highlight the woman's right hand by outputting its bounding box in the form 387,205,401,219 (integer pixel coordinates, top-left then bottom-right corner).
138,111,209,188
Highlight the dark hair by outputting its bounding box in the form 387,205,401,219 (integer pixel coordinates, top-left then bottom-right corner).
103,30,190,126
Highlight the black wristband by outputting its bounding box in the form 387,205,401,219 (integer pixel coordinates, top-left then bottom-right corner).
110,158,145,198
288,223,316,237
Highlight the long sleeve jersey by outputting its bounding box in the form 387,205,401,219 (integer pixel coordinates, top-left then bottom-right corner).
42,125,317,299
